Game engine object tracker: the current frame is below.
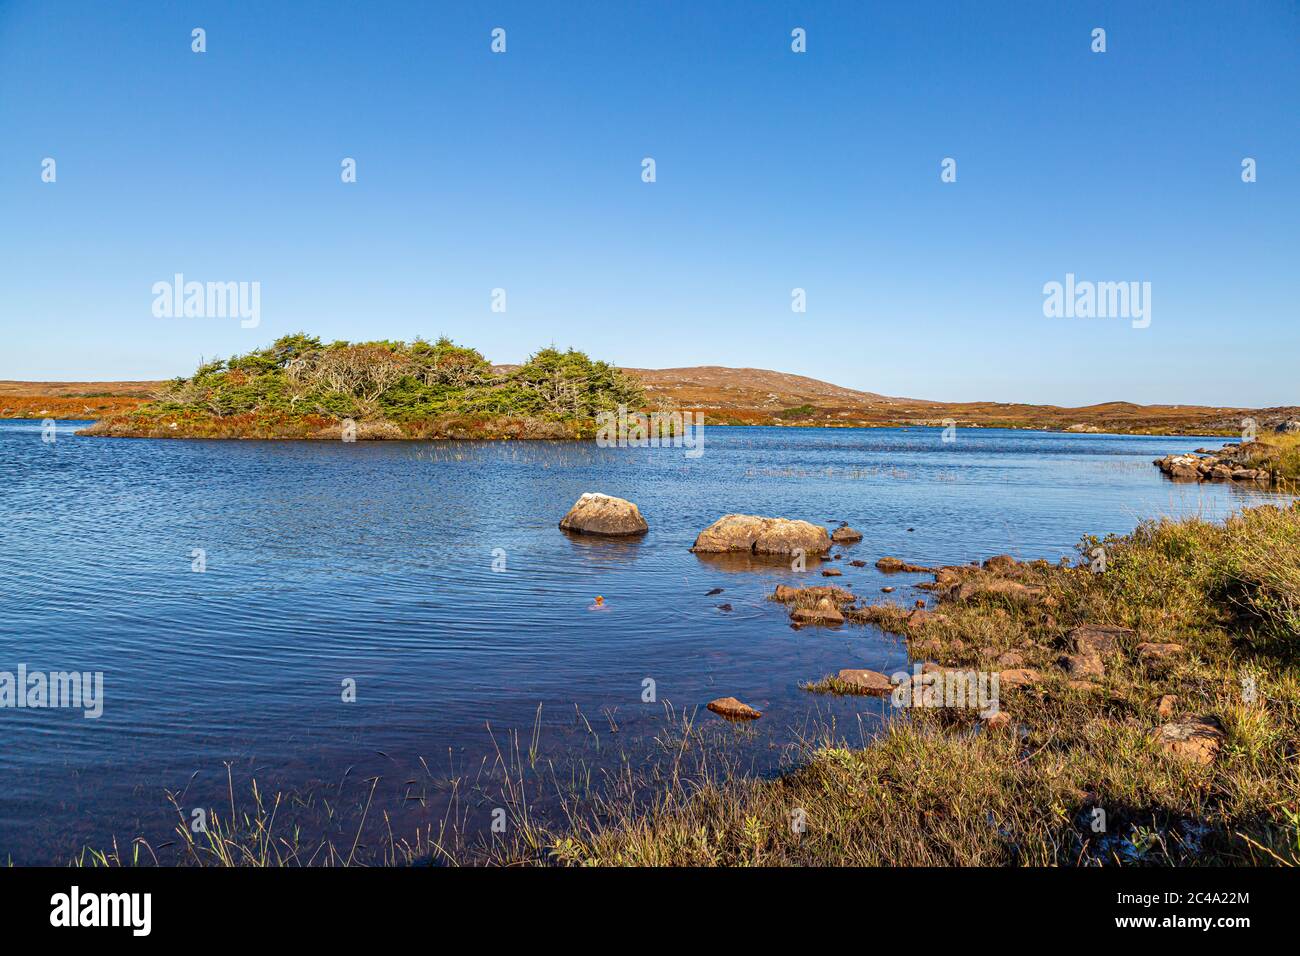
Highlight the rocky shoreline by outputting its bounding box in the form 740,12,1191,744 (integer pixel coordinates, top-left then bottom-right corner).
1154,444,1271,483
555,497,1257,774
1154,423,1299,486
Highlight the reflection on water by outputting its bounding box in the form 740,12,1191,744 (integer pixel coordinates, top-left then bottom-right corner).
0,421,1289,863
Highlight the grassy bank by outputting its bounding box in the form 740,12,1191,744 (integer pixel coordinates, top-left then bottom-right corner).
77,334,643,439
1246,432,1300,484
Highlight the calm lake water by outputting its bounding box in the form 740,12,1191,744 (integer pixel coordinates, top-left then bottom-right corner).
0,421,1289,864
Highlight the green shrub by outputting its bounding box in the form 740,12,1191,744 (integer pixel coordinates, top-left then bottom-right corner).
143,333,644,425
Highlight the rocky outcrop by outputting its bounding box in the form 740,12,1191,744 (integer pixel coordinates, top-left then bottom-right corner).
1154,449,1271,484
691,514,830,556
707,696,762,721
772,584,855,627
559,493,648,536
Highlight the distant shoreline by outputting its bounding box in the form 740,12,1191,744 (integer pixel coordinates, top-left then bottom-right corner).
3,367,1294,439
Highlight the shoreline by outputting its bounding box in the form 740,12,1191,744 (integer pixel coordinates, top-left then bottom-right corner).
19,413,1248,442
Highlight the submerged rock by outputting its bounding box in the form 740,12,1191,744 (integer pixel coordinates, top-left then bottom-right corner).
707,696,762,721
691,514,830,556
559,493,648,536
875,556,932,573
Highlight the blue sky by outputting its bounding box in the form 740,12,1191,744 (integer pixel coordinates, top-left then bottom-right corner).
1,0,1296,405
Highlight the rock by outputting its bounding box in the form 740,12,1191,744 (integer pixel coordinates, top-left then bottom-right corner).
771,584,855,605
905,608,938,630
1209,464,1235,480
707,697,762,721
835,668,893,696
1068,625,1133,659
951,578,1045,605
983,711,1012,731
1275,420,1300,434
792,598,844,626
1156,694,1178,719
691,514,830,556
559,493,648,536
881,586,894,593
982,554,1018,571
909,637,943,657
875,557,932,573
831,526,863,543
705,587,724,596
999,668,1041,689
1157,454,1203,479
995,649,1025,668
821,568,843,577
1137,642,1185,664
848,559,867,568
1156,717,1225,765
716,603,733,612
1059,652,1104,678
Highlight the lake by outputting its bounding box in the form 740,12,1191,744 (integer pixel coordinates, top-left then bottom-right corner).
0,421,1287,864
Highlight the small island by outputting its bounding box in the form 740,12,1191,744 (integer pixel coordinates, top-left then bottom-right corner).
78,334,645,440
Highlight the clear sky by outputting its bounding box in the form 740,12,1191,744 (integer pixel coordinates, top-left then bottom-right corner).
1,0,1296,406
